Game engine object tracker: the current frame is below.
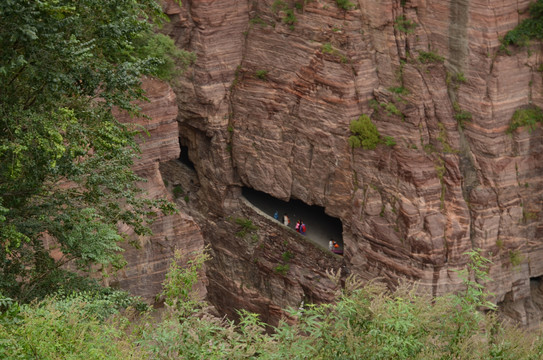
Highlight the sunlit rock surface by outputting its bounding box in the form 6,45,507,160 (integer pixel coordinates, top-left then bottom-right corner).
114,78,207,302
156,0,543,326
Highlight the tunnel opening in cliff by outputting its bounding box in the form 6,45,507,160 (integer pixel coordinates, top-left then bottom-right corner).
241,187,343,252
178,137,195,170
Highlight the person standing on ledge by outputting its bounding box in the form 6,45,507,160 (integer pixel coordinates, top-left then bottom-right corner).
283,213,290,227
274,210,279,221
300,221,306,235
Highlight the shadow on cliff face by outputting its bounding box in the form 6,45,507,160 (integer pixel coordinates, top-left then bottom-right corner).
241,187,343,252
178,138,195,170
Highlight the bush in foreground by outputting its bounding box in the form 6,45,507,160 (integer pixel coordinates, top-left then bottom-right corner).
2,250,543,359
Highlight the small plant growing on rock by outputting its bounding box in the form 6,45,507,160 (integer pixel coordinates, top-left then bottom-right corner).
272,0,286,13
384,136,396,147
453,102,472,128
321,43,348,63
508,106,543,133
418,50,444,63
348,114,380,150
522,210,538,223
335,0,354,10
274,264,290,275
251,234,259,243
283,8,297,28
454,111,472,128
235,217,258,237
388,86,409,95
322,42,334,54
282,251,294,262
384,102,401,116
255,70,268,80
369,99,380,111
454,72,467,83
509,249,524,267
394,15,418,34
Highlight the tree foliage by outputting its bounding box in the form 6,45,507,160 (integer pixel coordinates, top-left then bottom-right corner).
0,0,189,301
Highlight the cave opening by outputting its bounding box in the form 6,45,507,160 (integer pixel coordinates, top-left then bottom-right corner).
530,276,543,301
241,187,343,253
178,137,195,170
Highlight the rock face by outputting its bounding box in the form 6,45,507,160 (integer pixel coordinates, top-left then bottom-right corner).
113,78,207,302
160,0,543,326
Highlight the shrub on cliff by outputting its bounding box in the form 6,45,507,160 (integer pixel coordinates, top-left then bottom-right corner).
502,0,543,47
348,114,381,150
508,105,543,132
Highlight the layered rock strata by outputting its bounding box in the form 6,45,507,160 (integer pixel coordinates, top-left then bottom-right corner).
161,0,543,326
113,78,206,301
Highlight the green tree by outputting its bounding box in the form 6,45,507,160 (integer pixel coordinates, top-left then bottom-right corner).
0,0,189,301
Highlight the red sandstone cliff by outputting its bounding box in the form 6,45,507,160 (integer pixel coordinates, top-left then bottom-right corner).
154,0,543,326
113,78,207,302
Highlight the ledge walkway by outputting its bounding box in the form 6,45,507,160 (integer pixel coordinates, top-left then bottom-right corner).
241,188,343,254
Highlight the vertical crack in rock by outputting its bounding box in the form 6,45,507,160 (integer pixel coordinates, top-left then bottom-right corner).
448,0,469,74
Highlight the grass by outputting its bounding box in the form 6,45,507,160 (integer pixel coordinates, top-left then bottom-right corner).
283,9,297,27
273,264,290,275
335,0,354,10
321,42,334,54
388,86,410,95
321,43,348,63
255,70,268,80
418,50,444,64
383,136,396,147
282,251,294,262
454,72,467,83
235,217,258,237
384,102,401,116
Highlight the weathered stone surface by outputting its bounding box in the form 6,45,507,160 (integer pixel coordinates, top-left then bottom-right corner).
113,78,206,302
159,0,543,326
